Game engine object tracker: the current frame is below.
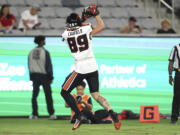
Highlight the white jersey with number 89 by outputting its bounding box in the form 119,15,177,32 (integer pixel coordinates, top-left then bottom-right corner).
62,23,98,74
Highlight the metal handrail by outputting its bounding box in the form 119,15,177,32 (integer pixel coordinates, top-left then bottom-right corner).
158,0,175,28
160,0,173,10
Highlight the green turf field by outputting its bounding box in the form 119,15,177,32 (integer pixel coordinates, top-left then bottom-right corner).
0,119,179,135
0,88,173,115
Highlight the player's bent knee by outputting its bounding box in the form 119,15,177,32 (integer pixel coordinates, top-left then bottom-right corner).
91,92,100,101
60,89,69,97
94,96,100,101
91,93,100,101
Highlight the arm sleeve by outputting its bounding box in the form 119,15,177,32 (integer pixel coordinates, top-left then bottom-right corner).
169,47,176,61
87,97,92,105
45,50,54,80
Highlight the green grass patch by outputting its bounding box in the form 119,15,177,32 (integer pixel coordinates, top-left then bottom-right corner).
0,119,179,135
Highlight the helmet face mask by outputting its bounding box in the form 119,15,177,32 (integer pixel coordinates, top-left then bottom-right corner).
66,13,82,28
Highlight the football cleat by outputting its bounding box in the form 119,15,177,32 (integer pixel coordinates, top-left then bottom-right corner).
72,118,82,130
110,112,121,130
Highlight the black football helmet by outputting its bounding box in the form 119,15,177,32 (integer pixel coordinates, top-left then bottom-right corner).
66,13,82,28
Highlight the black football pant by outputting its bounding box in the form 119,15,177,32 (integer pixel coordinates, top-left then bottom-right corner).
32,79,55,116
61,71,99,117
171,72,180,121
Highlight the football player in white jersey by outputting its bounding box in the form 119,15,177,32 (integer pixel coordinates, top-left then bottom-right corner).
61,3,121,130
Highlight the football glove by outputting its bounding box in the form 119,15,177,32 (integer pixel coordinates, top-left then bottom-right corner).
81,3,99,22
76,96,82,103
89,2,99,17
81,7,91,22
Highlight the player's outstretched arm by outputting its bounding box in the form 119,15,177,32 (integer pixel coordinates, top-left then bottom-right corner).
91,15,105,36
82,3,104,36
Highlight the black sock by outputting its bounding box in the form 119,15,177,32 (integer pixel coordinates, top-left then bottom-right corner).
108,109,114,115
61,90,81,116
109,109,119,122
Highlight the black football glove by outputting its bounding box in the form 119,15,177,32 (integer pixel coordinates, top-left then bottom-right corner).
81,7,92,22
89,2,99,17
81,3,99,22
76,96,82,103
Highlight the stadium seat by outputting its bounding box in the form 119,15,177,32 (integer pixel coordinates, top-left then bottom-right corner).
61,0,81,8
26,30,43,35
42,29,64,36
104,19,122,29
7,0,26,6
142,29,155,34
55,7,73,18
17,7,30,17
111,8,129,18
38,18,50,29
49,19,65,29
25,0,44,7
10,7,19,18
174,0,180,9
119,18,128,26
141,18,160,29
0,0,7,5
98,29,120,36
127,7,149,18
79,0,91,7
99,8,112,18
74,7,84,14
3,0,162,36
12,29,25,35
98,0,117,7
39,7,56,18
44,0,62,6
116,0,137,7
